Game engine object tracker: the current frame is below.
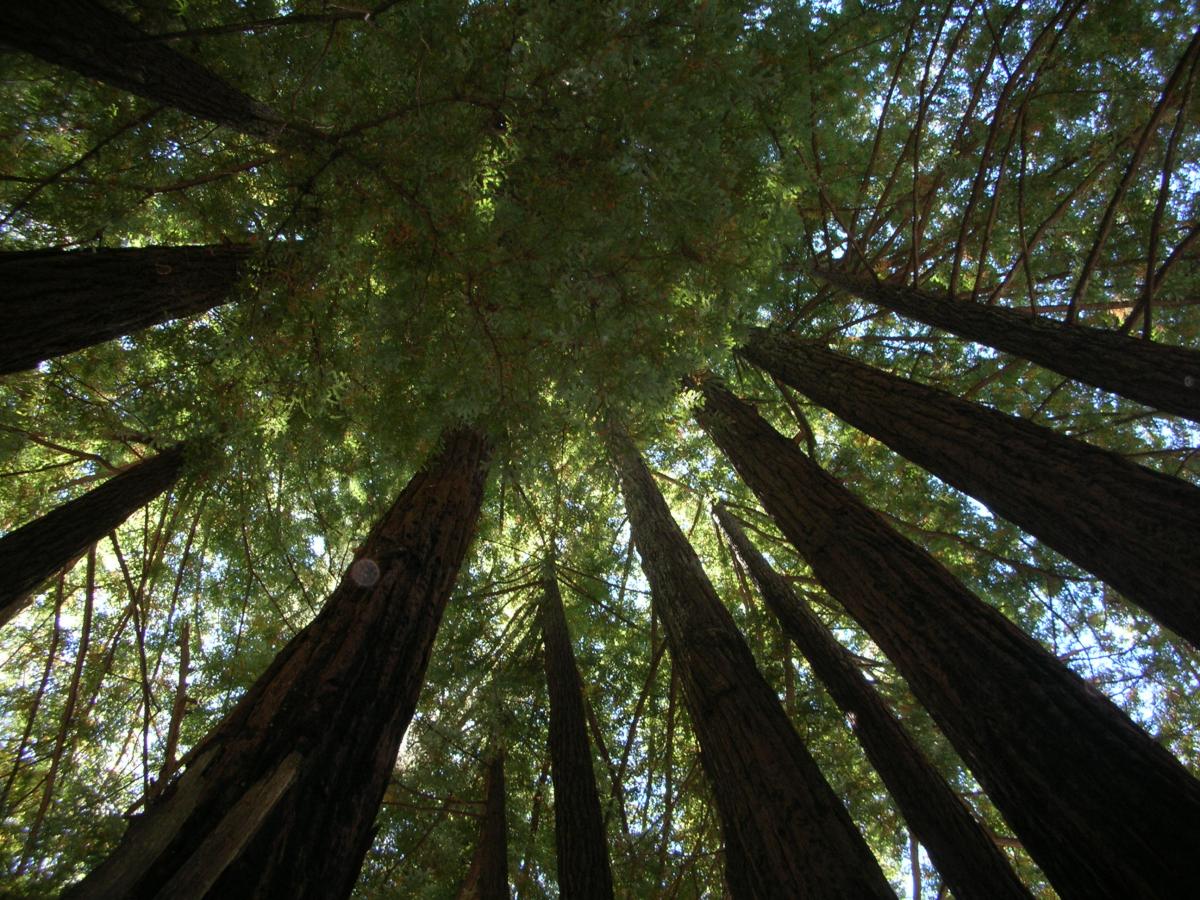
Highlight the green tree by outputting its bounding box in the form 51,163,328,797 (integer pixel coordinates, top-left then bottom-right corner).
2,1,1199,897
713,503,1029,900
696,377,1200,897
539,563,616,900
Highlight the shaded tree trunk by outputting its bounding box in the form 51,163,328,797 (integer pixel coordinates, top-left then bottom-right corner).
68,427,491,900
740,329,1200,648
606,420,894,900
696,380,1200,899
713,504,1030,900
817,268,1200,423
0,244,255,374
0,1,314,144
539,565,615,900
0,444,186,628
457,749,510,900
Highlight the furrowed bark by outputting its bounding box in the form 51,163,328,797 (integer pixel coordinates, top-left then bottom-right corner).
0,1,312,144
740,329,1200,648
456,750,510,900
696,380,1200,899
0,445,187,629
817,268,1200,423
605,420,894,900
0,244,255,374
68,427,491,900
539,566,615,900
713,504,1030,900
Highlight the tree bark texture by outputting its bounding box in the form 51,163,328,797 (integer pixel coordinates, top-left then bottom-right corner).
818,268,1200,423
457,750,510,900
713,504,1031,900
606,421,894,900
696,380,1200,899
0,444,186,628
1,1,306,144
68,427,492,900
0,244,255,374
540,568,616,900
741,328,1200,648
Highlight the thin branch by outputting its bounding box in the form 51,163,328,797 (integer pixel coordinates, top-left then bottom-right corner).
1068,26,1200,322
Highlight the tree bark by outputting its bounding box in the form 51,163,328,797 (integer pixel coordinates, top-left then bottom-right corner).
68,427,491,900
155,621,191,795
605,420,894,900
713,504,1030,900
539,565,616,900
0,444,186,628
457,750,510,900
696,380,1200,899
0,244,255,374
0,1,313,144
740,329,1200,648
817,268,1200,423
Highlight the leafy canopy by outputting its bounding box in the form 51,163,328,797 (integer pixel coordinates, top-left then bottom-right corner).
1,0,1198,896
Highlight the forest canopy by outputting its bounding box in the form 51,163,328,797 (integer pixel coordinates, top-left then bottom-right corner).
1,0,1199,896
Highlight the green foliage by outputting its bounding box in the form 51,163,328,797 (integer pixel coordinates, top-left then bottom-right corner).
2,1,1199,897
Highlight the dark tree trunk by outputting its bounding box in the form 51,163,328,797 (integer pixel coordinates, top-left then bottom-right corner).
713,504,1030,900
457,750,510,900
696,381,1200,899
606,421,894,900
539,566,616,900
0,1,313,144
817,268,1200,423
740,329,1200,648
68,427,492,900
0,244,255,374
0,444,186,628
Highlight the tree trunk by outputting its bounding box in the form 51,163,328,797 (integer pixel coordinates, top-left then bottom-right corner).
696,380,1200,899
539,565,615,900
0,444,186,628
0,1,312,144
457,750,510,900
740,329,1200,648
0,244,255,374
605,420,894,900
817,268,1200,423
713,504,1030,900
68,427,491,900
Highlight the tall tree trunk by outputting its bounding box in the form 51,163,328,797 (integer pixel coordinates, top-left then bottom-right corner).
0,444,186,628
713,504,1030,900
740,329,1200,648
696,380,1200,899
457,749,510,900
0,1,314,144
0,244,255,374
605,420,894,900
539,564,616,900
817,268,1200,423
68,427,491,900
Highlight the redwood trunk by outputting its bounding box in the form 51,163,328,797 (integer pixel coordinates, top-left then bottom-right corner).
457,750,510,900
0,244,254,374
696,381,1200,899
606,421,894,899
713,504,1030,900
540,566,615,900
1,1,306,143
740,329,1200,647
68,427,492,900
818,268,1200,423
0,444,186,628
